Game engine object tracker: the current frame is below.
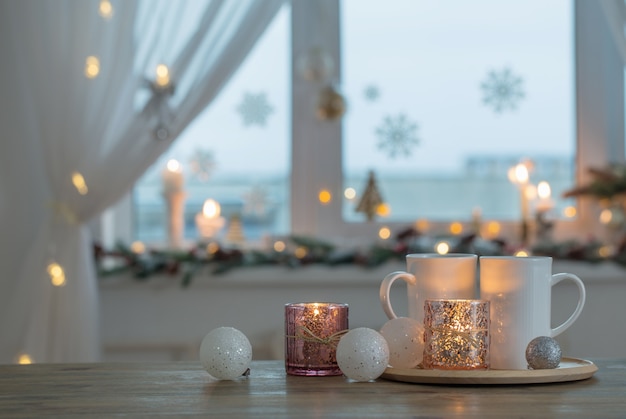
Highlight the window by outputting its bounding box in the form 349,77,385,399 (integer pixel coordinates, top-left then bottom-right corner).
110,0,623,248
341,0,574,222
133,4,290,245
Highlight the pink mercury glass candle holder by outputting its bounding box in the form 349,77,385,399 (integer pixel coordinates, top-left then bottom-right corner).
423,299,490,370
285,302,349,376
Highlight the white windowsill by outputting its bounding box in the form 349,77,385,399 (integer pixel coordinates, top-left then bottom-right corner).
98,259,625,289
99,258,626,361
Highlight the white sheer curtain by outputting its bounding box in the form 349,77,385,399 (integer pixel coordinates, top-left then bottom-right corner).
0,0,284,363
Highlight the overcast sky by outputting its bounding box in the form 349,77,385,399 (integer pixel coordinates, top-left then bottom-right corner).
158,0,573,178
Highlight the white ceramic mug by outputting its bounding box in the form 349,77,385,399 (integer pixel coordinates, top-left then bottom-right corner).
479,256,586,370
379,253,478,327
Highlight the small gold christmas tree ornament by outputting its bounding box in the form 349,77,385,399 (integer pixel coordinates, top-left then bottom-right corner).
356,171,384,221
225,213,246,246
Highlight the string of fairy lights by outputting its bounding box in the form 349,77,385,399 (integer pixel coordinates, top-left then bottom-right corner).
20,0,624,365
18,0,172,365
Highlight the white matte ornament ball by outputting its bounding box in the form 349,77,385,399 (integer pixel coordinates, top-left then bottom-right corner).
380,317,425,369
199,327,252,380
336,327,390,382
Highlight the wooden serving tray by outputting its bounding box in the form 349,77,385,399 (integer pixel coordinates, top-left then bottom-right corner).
381,357,598,385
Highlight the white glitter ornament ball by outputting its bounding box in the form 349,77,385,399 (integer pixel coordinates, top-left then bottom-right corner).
379,317,425,369
336,327,390,382
199,327,252,380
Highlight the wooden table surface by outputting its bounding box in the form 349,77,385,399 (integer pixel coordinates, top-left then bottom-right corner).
0,359,624,418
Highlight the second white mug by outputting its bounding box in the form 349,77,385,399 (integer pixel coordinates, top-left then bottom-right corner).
479,256,586,370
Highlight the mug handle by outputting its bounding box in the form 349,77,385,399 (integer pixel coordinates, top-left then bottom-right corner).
550,273,586,337
380,271,416,320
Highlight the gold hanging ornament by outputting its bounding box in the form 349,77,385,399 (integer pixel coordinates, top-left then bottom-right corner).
317,85,346,121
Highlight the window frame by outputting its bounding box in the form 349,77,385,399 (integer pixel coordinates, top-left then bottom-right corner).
290,0,625,245
100,0,624,249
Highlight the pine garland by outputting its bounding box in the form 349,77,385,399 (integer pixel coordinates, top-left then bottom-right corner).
563,164,626,199
95,226,626,288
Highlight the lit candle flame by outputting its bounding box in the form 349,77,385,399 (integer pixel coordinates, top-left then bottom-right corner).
166,159,181,172
202,199,220,218
513,163,529,184
537,181,551,199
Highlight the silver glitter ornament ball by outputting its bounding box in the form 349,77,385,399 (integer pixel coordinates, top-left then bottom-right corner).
525,336,562,369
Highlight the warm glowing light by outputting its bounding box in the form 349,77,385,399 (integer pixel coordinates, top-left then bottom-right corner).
51,275,66,287
17,354,33,365
599,209,613,225
155,64,171,87
514,249,529,257
598,245,614,258
47,262,66,287
207,242,220,255
156,64,169,78
486,221,501,237
507,167,516,183
318,189,332,204
435,241,450,255
85,56,100,78
525,184,537,200
415,219,429,232
71,172,88,195
537,181,551,199
166,159,181,172
449,222,463,235
47,263,62,277
130,241,145,254
295,247,307,259
563,206,577,218
202,199,220,218
510,163,529,184
344,187,356,200
376,203,391,217
378,227,391,240
274,241,286,252
99,0,113,19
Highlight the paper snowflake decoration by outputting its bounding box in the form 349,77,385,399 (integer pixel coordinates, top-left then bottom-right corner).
480,68,525,113
242,185,269,219
236,92,274,127
375,114,420,159
189,148,215,181
364,84,381,102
